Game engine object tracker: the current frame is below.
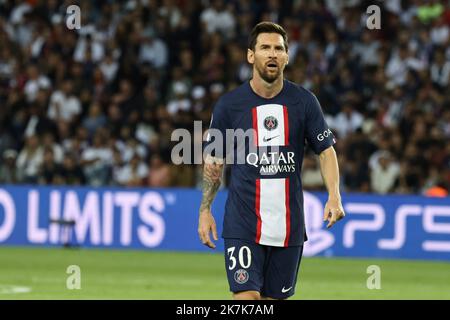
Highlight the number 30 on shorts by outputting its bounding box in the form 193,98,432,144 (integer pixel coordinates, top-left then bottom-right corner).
227,246,252,270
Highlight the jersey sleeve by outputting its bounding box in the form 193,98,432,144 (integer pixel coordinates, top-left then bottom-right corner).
304,92,336,155
204,97,229,159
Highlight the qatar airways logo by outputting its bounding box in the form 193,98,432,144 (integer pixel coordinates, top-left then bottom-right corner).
246,151,296,175
171,121,295,172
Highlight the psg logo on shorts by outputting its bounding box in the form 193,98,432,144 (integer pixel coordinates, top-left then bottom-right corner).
264,116,278,131
234,269,249,284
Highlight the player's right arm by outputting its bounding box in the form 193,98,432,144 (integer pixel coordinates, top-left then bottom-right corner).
198,154,224,249
199,96,228,249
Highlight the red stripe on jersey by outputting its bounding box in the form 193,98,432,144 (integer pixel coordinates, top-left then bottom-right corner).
255,178,262,243
283,105,289,145
284,178,291,247
252,107,258,146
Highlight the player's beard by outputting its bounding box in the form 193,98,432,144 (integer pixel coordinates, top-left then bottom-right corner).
255,62,282,83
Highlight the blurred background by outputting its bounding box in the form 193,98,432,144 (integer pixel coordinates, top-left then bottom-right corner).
0,0,450,299
1,0,450,300
0,0,449,196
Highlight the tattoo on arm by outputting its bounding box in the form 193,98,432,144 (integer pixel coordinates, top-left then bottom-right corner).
199,156,224,213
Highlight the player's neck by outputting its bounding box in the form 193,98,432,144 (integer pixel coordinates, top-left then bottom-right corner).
249,75,284,99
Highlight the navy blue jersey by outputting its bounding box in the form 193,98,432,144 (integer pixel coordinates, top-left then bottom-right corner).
206,79,336,247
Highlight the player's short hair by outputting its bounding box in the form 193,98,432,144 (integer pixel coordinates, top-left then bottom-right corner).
248,22,288,52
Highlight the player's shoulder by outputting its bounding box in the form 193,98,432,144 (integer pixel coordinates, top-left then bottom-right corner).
285,80,323,116
213,82,250,110
219,81,250,102
284,80,317,104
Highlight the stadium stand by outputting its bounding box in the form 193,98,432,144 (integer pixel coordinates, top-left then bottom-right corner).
0,0,449,195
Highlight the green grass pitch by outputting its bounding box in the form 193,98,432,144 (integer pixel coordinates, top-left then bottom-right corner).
0,246,449,299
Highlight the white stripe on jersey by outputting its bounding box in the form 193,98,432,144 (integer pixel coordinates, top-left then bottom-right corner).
259,178,288,247
255,104,286,146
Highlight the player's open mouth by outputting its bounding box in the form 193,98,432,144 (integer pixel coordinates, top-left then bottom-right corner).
266,62,278,70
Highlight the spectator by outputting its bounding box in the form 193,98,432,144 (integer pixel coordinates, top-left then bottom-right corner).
200,0,236,39
170,163,195,187
120,137,148,163
167,82,192,115
332,104,364,139
82,103,107,138
0,149,18,183
23,65,51,103
47,79,81,124
116,153,149,187
370,152,400,194
60,152,85,185
138,29,168,69
385,44,425,86
146,154,171,187
41,131,64,164
430,47,450,89
38,147,62,185
80,131,113,186
23,100,58,138
73,33,105,63
342,159,370,193
16,135,43,183
99,52,119,83
301,155,324,190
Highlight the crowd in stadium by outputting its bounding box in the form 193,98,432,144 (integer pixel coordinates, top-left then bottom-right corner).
0,0,449,195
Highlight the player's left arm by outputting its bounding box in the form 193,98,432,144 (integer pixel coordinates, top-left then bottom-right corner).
318,146,345,228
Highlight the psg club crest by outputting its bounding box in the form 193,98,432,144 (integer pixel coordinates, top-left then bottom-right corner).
234,269,249,284
264,116,278,131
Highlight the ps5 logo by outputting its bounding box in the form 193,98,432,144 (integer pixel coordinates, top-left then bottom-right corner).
302,192,450,256
342,204,450,252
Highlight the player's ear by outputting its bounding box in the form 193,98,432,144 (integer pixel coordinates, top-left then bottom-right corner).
247,49,254,64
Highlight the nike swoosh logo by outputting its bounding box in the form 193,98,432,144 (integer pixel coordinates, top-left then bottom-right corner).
281,286,292,293
263,135,279,142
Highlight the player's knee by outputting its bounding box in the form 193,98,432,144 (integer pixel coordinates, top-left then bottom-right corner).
233,290,261,300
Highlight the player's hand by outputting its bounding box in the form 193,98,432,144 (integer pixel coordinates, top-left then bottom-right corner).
323,197,345,229
198,210,218,249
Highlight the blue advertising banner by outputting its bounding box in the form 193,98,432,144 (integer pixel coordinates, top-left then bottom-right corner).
0,186,449,261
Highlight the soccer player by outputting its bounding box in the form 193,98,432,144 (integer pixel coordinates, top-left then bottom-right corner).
198,22,345,300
